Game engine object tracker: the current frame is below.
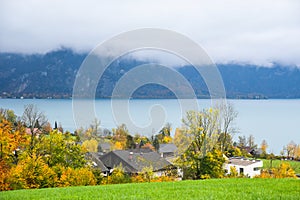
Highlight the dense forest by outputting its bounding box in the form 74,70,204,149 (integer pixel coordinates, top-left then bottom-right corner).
1,48,300,99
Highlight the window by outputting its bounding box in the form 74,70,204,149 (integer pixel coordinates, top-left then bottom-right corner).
239,168,244,174
253,167,260,171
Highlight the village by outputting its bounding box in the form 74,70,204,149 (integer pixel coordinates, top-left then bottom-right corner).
1,104,299,191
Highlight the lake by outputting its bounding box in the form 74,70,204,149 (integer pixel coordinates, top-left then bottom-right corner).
0,98,299,154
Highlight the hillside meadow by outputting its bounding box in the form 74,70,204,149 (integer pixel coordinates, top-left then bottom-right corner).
1,178,299,200
263,159,300,174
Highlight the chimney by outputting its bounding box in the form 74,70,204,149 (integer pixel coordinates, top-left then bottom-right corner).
129,151,133,161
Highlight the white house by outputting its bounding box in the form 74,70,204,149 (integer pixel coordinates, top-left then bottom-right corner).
224,157,263,178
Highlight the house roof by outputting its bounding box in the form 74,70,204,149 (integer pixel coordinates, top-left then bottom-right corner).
98,142,111,150
86,152,109,172
127,148,153,153
228,157,262,166
99,150,172,173
159,143,178,153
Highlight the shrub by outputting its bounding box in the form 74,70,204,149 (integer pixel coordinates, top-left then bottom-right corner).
59,167,96,187
0,160,11,191
9,154,57,189
256,162,297,178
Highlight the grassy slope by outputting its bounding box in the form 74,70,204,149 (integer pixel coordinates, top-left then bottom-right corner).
262,159,300,174
1,178,299,200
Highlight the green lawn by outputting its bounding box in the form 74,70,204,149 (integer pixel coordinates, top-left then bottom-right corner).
262,159,300,174
1,178,299,200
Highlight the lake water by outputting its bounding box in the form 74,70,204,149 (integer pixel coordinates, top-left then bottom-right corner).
0,98,299,154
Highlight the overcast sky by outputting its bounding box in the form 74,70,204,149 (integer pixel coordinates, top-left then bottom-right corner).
1,0,300,66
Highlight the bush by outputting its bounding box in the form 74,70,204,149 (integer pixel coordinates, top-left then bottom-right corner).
102,165,131,184
9,154,57,189
256,162,297,178
0,160,12,191
59,167,96,187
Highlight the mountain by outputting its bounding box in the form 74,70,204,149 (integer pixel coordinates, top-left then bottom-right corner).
1,48,300,99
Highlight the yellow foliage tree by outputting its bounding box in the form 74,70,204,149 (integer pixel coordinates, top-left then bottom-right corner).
59,167,96,187
82,139,98,152
9,154,57,189
257,162,296,178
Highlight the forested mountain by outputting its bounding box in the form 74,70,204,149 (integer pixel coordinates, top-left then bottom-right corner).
1,48,300,99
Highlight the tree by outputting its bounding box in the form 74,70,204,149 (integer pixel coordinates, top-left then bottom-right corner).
247,134,256,149
125,135,135,149
152,135,160,151
295,144,300,160
89,118,102,138
199,149,225,179
260,139,268,158
21,104,48,155
156,123,173,144
112,124,129,150
261,140,268,153
286,141,296,158
9,154,57,189
0,109,17,124
0,118,28,164
173,128,192,155
54,121,58,130
82,139,98,152
37,130,86,168
179,109,220,179
216,102,237,152
237,136,246,147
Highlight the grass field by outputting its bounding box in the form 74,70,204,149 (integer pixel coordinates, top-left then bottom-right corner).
1,178,299,200
262,159,300,174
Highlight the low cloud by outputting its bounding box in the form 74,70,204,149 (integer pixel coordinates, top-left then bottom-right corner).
0,0,300,65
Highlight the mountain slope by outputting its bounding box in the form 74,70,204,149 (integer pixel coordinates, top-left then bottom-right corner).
0,49,299,99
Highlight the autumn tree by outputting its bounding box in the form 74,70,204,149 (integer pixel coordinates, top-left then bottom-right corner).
156,123,173,144
36,130,86,168
260,139,268,158
0,115,28,164
112,124,129,150
179,109,222,179
82,139,98,152
173,127,192,155
9,154,57,189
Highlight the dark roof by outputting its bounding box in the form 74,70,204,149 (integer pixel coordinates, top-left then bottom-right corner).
126,148,153,153
87,152,109,172
159,143,178,153
99,150,172,173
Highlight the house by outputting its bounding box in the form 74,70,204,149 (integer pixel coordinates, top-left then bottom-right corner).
86,152,109,176
99,150,174,177
159,143,178,158
97,142,111,154
224,157,263,178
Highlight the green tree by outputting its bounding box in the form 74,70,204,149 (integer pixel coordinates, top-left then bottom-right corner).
152,135,160,151
179,109,220,179
36,130,86,168
126,135,135,149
